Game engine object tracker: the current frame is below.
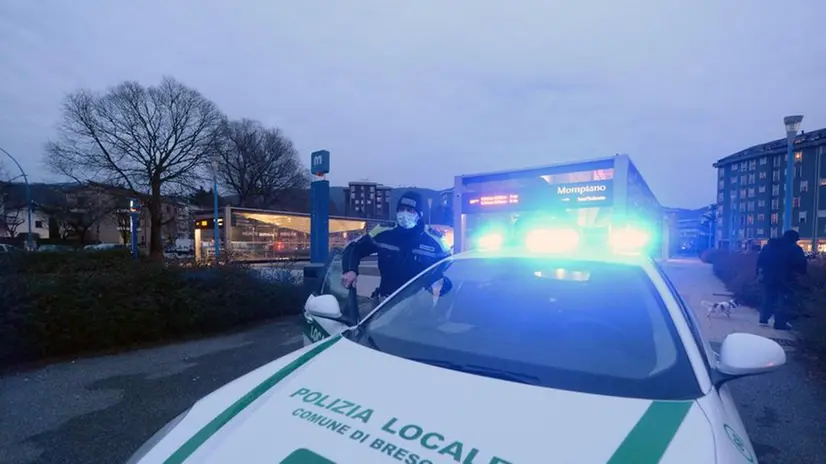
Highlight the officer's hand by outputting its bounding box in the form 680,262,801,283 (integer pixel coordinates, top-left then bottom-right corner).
341,271,358,289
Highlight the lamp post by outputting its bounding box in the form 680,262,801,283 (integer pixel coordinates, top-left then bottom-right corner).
129,198,140,260
783,115,804,232
0,146,33,251
211,154,220,264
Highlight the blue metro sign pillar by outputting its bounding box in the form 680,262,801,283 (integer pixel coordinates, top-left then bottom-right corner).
310,150,331,264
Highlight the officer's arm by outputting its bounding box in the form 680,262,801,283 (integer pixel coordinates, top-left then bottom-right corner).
427,227,452,260
756,247,767,275
342,234,378,274
793,247,808,274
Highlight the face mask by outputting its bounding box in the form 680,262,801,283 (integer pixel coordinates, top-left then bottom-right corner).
396,211,419,229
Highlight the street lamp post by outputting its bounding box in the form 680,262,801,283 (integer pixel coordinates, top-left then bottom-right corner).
129,198,140,260
783,115,804,232
0,146,33,251
211,154,220,264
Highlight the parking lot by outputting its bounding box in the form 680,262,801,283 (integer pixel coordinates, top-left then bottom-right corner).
1,259,825,463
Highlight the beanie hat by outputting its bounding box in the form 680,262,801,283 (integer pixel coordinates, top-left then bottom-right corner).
397,191,424,216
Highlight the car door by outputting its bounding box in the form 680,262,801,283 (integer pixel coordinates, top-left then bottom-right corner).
302,248,362,346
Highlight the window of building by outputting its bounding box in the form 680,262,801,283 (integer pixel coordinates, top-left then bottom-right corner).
748,188,755,198
35,220,44,228
748,173,756,183
740,175,747,184
718,168,725,178
771,213,778,224
793,197,800,208
718,192,724,202
801,180,809,193
772,198,779,209
733,164,739,171
771,227,779,237
799,211,808,223
772,169,780,182
758,199,766,207
759,157,767,165
747,214,754,225
757,228,765,235
749,160,757,170
730,176,738,184
820,179,826,187
718,180,724,189
741,162,748,170
758,213,765,221
759,171,767,179
772,185,780,196
747,201,755,211
758,185,766,193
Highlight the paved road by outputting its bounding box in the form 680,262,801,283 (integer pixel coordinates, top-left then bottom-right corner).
1,261,825,463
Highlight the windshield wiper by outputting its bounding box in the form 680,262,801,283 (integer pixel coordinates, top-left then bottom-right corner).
349,325,380,350
404,358,540,385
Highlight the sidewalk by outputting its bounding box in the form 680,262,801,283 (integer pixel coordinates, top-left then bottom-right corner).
661,257,797,350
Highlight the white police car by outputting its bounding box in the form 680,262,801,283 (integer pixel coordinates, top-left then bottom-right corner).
128,226,784,463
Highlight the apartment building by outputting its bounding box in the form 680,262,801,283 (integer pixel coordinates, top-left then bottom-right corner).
344,181,392,220
713,128,826,252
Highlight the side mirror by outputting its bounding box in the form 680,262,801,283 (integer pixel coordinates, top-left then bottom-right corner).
304,294,343,320
715,332,786,385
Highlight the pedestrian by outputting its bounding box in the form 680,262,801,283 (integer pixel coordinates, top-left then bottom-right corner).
756,230,807,330
340,191,451,308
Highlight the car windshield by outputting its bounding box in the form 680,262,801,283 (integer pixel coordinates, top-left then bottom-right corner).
346,256,701,400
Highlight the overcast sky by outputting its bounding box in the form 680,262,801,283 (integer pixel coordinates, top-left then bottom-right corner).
1,0,824,208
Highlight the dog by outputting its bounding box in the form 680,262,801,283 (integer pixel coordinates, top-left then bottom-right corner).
701,299,739,318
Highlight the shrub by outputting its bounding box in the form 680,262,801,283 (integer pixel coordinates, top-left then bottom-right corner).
0,251,309,366
711,251,761,307
711,249,826,360
699,248,722,264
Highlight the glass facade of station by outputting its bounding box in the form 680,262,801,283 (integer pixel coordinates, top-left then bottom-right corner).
194,207,367,262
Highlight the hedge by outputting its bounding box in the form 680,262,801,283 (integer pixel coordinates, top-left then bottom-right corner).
710,249,826,356
0,250,309,366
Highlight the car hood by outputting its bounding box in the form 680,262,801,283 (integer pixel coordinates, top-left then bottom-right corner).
134,336,716,463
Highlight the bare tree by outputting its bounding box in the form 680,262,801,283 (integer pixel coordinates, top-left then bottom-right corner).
40,187,118,245
216,119,308,209
1,207,24,238
45,77,225,258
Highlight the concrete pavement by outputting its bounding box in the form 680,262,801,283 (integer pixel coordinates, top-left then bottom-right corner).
1,258,824,463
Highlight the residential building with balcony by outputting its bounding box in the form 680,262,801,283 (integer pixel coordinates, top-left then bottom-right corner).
713,128,826,252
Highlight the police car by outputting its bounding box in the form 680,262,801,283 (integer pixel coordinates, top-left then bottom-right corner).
127,225,784,463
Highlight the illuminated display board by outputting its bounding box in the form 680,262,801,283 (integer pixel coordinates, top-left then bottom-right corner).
462,180,613,214
194,217,224,229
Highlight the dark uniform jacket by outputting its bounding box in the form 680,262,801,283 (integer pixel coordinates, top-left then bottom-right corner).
342,222,451,297
757,237,807,286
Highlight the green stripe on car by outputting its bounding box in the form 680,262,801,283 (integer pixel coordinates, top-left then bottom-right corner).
607,400,693,464
303,315,331,343
163,336,342,464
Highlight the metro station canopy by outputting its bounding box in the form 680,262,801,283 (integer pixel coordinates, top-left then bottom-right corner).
451,154,664,254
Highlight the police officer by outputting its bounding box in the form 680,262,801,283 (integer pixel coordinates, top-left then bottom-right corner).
341,191,451,302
